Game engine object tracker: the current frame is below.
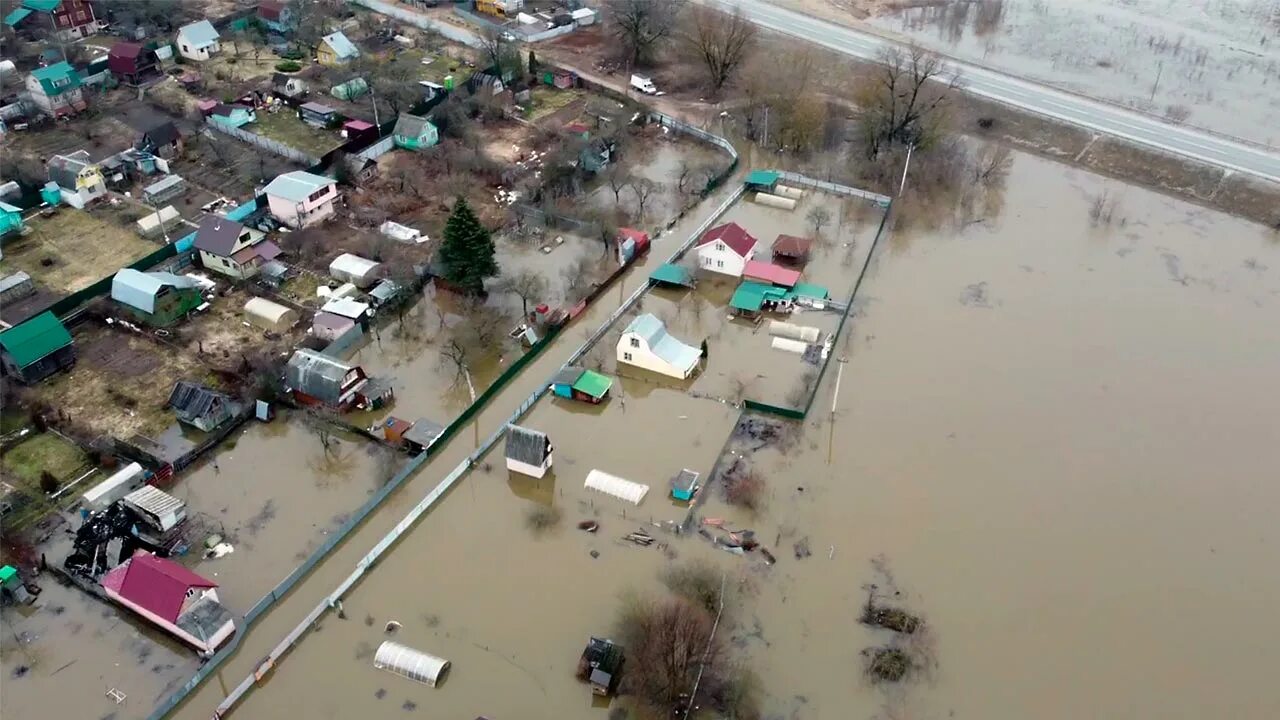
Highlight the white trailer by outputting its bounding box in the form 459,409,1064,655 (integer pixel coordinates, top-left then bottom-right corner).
82,462,146,512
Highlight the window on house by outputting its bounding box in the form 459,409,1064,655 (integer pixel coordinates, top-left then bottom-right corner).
307,186,330,202
717,242,725,251
716,260,725,268
623,352,632,362
629,337,639,348
182,44,189,52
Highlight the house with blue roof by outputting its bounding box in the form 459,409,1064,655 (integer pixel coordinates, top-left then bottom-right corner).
24,61,85,117
317,31,359,66
177,20,221,62
617,313,701,380
262,171,339,229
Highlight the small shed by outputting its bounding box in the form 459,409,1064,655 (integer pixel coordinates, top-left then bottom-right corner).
505,424,552,478
243,297,298,332
0,272,35,304
393,113,439,151
0,311,76,385
578,637,623,696
403,418,446,454
615,227,650,265
373,641,449,687
329,252,381,288
550,366,612,404
167,380,236,432
670,469,700,502
745,169,780,193
730,281,790,318
382,416,413,445
299,101,337,128
122,485,187,533
648,263,695,289
743,260,801,288
321,296,371,323
369,279,401,308
142,174,186,204
584,470,649,505
342,119,376,144
772,234,813,266
312,311,355,342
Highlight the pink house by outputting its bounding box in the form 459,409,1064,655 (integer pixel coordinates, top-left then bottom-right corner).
101,552,235,655
262,170,339,229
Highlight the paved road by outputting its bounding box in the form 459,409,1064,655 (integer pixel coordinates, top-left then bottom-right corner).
714,0,1280,184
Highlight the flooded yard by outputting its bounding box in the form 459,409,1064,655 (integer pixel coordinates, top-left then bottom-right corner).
218,149,1280,719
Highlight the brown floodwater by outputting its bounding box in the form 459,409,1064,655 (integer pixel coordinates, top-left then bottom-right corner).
222,150,1280,720
0,415,397,720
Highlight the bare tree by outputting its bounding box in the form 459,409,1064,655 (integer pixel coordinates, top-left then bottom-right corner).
629,178,661,223
303,407,338,455
806,206,832,235
972,143,1012,187
438,300,509,399
605,0,685,67
603,161,634,204
477,26,521,78
685,5,757,93
498,269,548,318
854,46,959,158
617,596,728,713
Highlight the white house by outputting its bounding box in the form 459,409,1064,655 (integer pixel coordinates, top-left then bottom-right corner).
192,215,280,279
176,20,220,62
617,313,701,380
505,424,552,478
262,170,339,229
695,222,759,277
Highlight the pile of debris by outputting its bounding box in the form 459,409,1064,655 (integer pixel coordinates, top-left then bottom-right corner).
697,518,776,565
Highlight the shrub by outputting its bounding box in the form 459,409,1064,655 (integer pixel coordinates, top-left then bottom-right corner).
524,504,561,534
864,646,912,683
275,60,302,72
861,603,921,634
660,560,721,614
39,471,59,494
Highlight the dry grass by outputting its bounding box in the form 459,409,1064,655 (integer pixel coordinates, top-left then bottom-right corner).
174,288,309,372
250,110,344,158
0,209,160,293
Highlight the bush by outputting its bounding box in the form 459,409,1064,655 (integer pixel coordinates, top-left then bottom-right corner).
275,60,302,72
864,646,912,683
720,461,764,512
39,471,59,494
660,560,721,614
523,504,561,534
861,602,922,634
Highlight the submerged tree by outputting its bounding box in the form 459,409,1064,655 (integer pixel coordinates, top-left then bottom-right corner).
440,197,498,294
854,45,959,158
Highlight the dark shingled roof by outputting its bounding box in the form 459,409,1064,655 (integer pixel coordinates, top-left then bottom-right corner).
167,381,229,422
505,424,549,466
142,120,181,148
552,366,585,387
193,215,246,256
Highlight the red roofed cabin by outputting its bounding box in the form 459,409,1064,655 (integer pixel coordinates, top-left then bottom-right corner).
696,222,759,278
100,552,235,655
107,42,159,86
771,234,813,267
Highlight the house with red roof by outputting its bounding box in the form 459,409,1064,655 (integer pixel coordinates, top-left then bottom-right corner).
101,552,235,655
107,42,159,86
696,222,759,277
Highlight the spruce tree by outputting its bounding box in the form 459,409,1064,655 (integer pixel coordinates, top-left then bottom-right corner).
440,197,498,294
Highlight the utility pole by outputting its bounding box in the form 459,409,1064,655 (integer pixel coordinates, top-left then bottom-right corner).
897,143,914,197
1150,61,1163,101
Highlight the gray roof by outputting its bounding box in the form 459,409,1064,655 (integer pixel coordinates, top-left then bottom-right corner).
176,594,234,650
369,279,400,304
672,469,700,493
142,174,185,197
0,272,34,295
167,380,231,422
112,269,197,314
552,366,584,387
299,101,336,115
505,424,550,466
285,348,354,403
393,113,433,138
262,171,334,203
623,313,700,374
47,150,93,191
403,418,445,447
178,20,220,48
321,31,359,60
193,215,247,256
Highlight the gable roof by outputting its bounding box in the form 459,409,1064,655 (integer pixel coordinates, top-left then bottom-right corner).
47,150,94,190
178,20,220,48
622,313,700,373
772,234,813,258
108,41,144,63
320,31,359,60
393,113,433,138
505,424,550,466
193,215,247,256
262,171,334,203
285,348,356,402
0,311,72,368
167,380,229,420
258,0,288,21
111,269,197,314
743,260,801,288
30,61,80,95
142,120,181,147
697,222,758,257
104,552,216,623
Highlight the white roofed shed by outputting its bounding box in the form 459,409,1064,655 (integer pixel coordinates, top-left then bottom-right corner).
329,252,381,288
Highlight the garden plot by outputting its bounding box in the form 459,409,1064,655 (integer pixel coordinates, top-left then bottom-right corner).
0,208,161,294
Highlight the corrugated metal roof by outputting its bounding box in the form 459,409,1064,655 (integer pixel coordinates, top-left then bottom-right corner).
697,222,758,257
743,260,801,288
505,424,549,466
403,418,445,447
124,485,186,521
285,349,354,403
111,269,197,314
622,314,699,374
167,380,228,421
321,296,369,320
552,366,584,387
105,552,214,623
262,171,334,203
0,311,72,368
321,31,359,60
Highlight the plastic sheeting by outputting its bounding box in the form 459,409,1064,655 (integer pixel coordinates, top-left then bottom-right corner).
752,192,797,210
584,470,649,505
374,641,450,687
769,320,820,343
771,337,808,355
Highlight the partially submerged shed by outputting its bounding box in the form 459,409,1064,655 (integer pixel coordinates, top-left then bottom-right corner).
167,380,236,432
505,424,552,478
122,485,187,533
584,470,649,505
648,263,695,289
403,418,446,454
550,366,612,404
670,469,700,502
772,234,813,266
374,641,450,687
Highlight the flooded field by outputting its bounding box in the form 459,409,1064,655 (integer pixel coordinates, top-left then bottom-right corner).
223,149,1280,719
866,0,1280,147
0,415,397,720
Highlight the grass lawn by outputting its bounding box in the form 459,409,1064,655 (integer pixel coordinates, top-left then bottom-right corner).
1,409,29,435
251,110,343,158
416,51,476,86
1,432,88,486
0,208,160,294
204,52,278,82
280,272,322,307
527,87,584,121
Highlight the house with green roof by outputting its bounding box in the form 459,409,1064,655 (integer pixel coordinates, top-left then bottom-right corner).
0,311,76,384
4,0,99,41
550,366,614,404
393,113,439,151
0,201,24,239
24,61,85,117
730,280,790,319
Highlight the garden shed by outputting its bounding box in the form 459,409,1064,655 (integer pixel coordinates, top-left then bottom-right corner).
329,252,381,288
373,641,450,687
243,297,298,332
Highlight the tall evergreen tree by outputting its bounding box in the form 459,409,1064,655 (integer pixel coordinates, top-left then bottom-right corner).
440,197,498,294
